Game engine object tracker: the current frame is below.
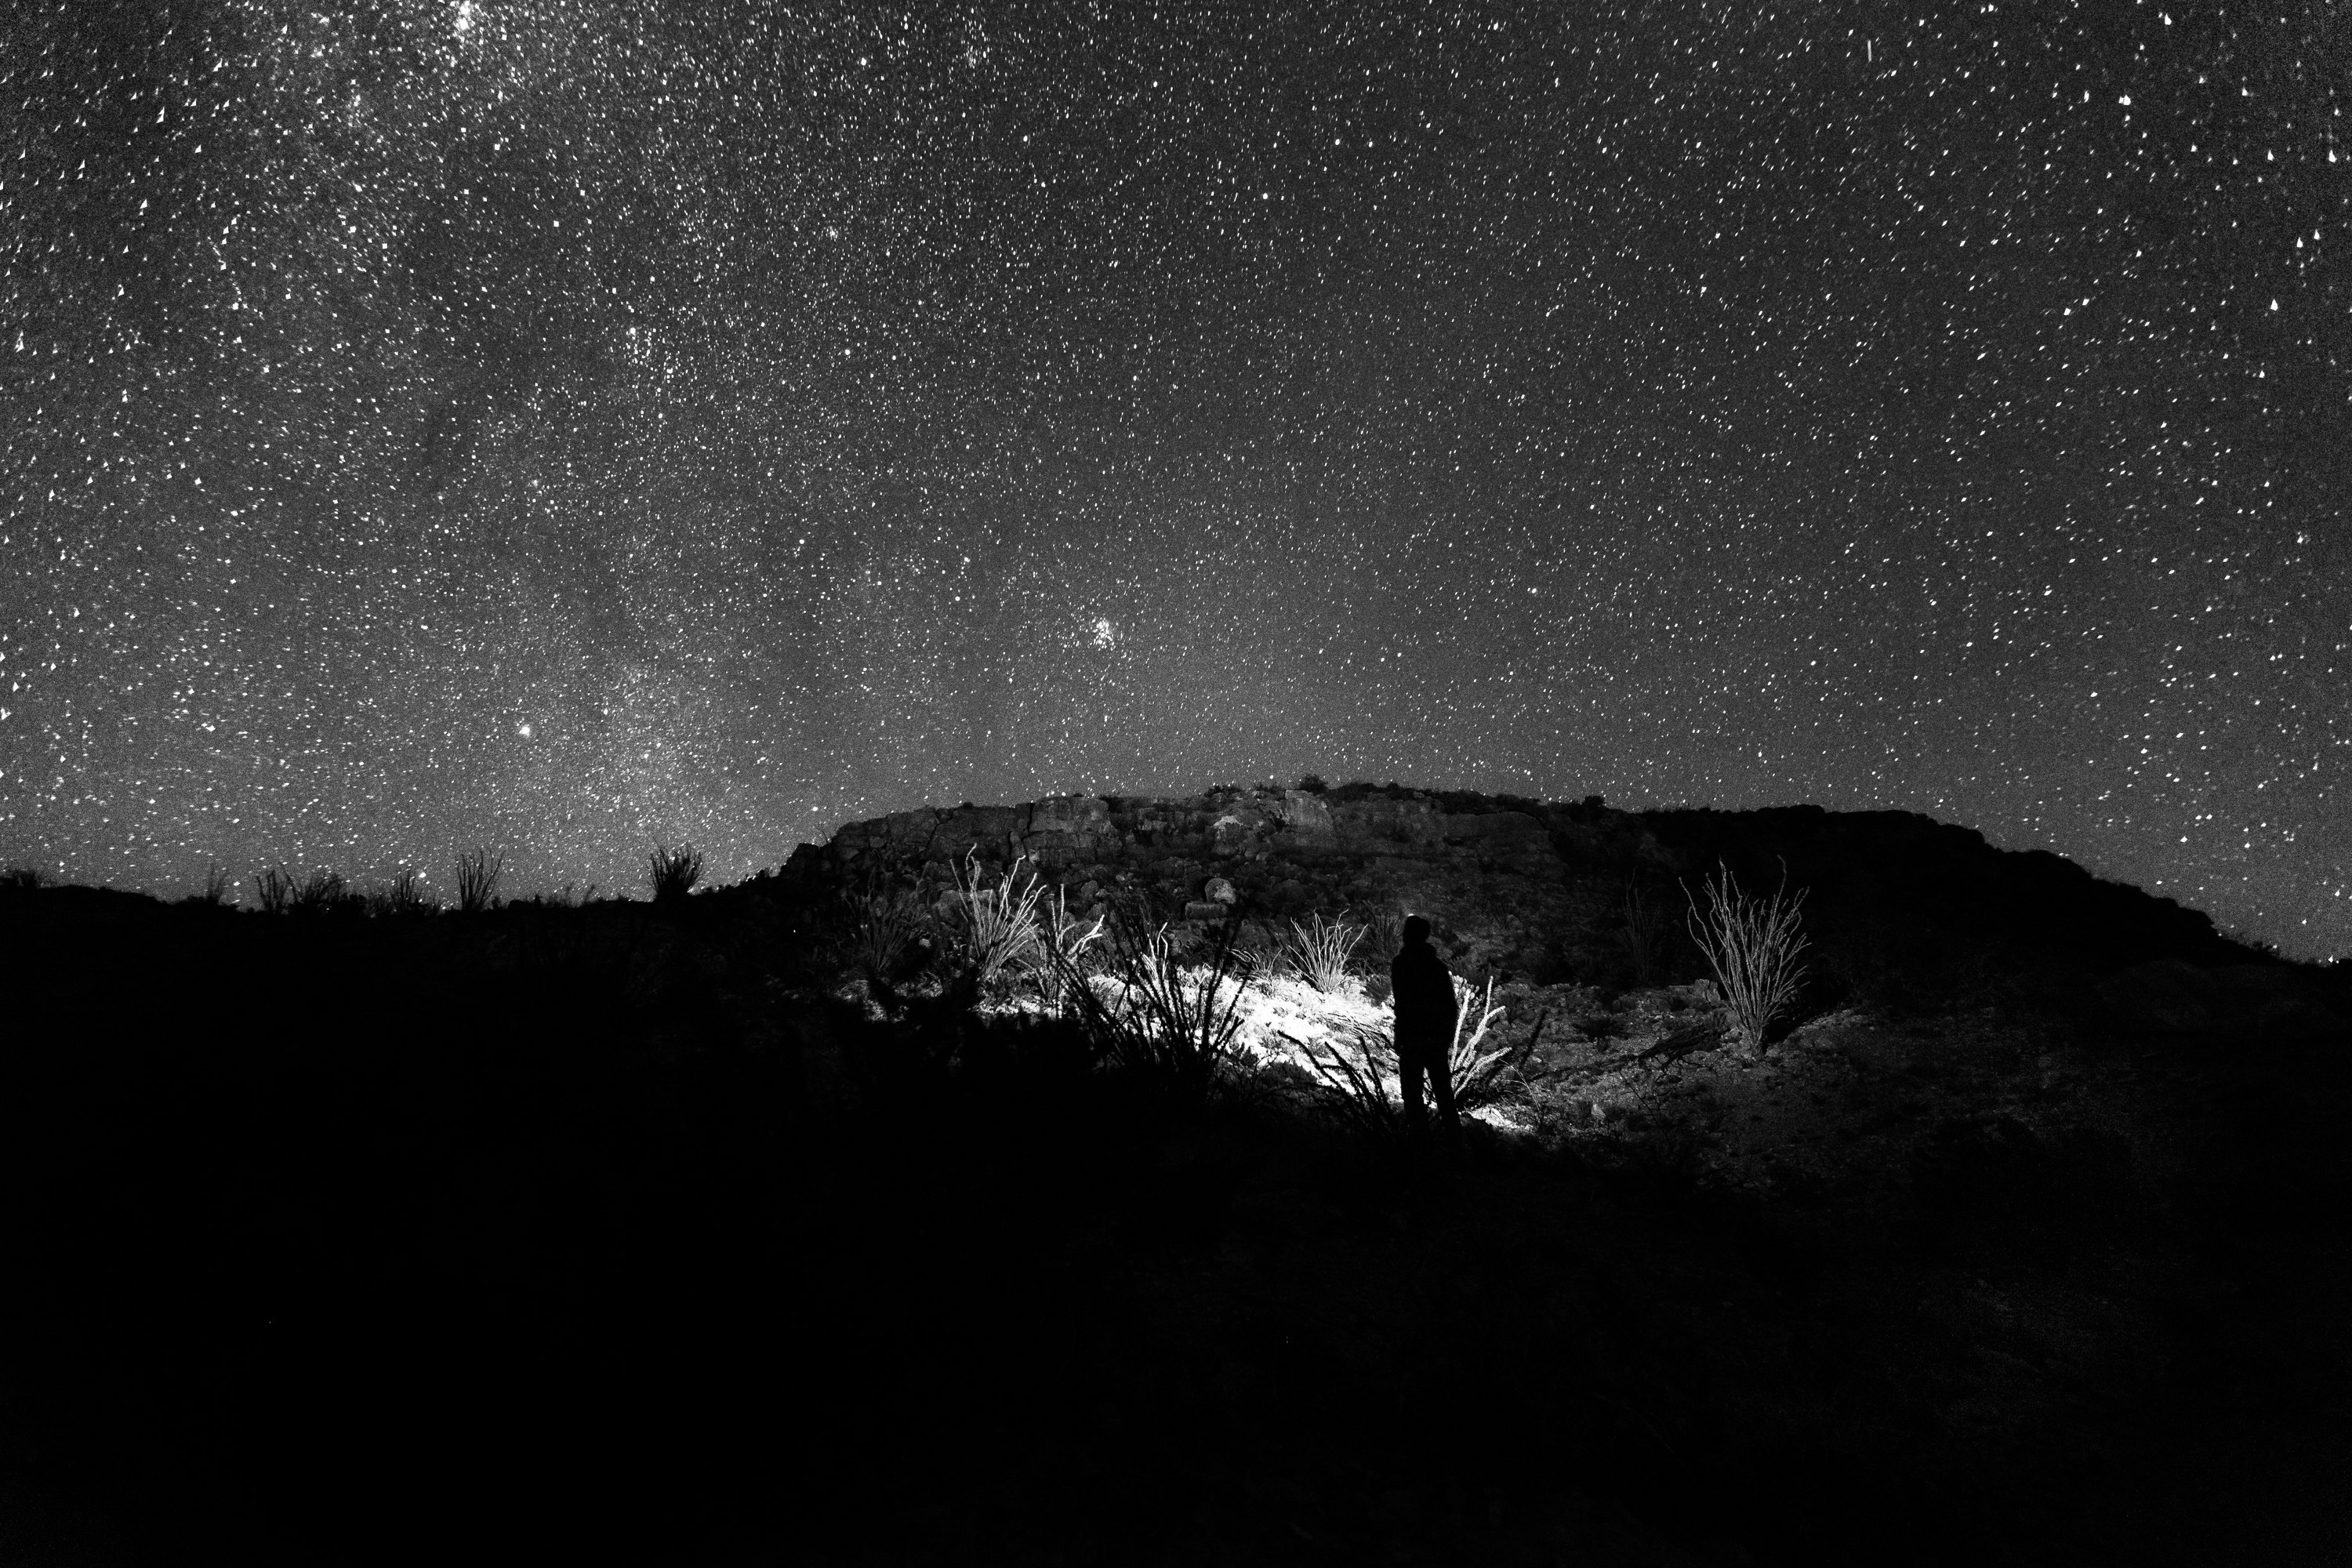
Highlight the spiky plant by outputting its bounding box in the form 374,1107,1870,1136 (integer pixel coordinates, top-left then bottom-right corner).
1281,913,1366,993
289,869,348,915
1444,975,1544,1112
454,848,504,914
1683,859,1809,1052
364,868,433,916
1620,878,1671,984
252,866,297,914
1034,887,1107,1012
1296,979,1544,1136
851,885,927,985
1047,914,1254,1105
1293,1024,1410,1140
648,843,704,906
1361,909,1408,975
953,850,1046,991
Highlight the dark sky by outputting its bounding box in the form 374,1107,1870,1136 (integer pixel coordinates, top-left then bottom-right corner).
2,1,2346,955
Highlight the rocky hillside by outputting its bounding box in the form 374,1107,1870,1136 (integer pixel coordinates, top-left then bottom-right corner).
754,782,2338,1033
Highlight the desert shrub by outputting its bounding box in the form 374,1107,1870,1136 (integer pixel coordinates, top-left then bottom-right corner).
953,851,1046,990
0,866,51,891
1048,914,1254,1105
1358,909,1408,975
252,866,296,914
454,849,504,914
1444,975,1542,1112
365,869,433,917
1618,878,1672,985
1033,887,1107,1011
1683,860,1809,1051
648,843,703,906
296,870,355,915
1226,919,1284,983
1294,1023,1410,1140
1295,773,1327,793
850,885,929,985
1281,913,1364,992
1295,975,1543,1135
252,867,349,915
197,863,235,908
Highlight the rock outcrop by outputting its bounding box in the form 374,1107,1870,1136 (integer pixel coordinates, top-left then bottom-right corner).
770,786,1679,983
753,784,2327,1006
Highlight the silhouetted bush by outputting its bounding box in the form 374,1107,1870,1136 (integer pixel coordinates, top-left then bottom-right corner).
365,869,432,917
648,843,703,906
1050,914,1253,1105
848,883,929,988
454,848,503,913
1295,975,1541,1136
1618,877,1673,985
1033,885,1106,1011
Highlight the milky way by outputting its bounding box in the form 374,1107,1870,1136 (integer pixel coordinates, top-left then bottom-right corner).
2,2,2346,954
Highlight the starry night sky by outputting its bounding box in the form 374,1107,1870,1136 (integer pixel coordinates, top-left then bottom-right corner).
2,1,2346,954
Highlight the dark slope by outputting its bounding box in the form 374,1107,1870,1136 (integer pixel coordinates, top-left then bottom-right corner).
0,798,2343,1565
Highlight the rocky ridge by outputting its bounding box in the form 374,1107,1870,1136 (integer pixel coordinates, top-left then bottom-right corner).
763,783,2340,1036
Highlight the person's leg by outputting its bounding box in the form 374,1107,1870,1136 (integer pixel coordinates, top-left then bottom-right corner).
1429,1044,1461,1141
1399,1042,1428,1134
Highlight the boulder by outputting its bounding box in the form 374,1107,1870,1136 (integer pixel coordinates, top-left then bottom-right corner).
1273,790,1336,844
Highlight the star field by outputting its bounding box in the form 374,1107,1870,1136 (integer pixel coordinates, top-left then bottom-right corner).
2,1,2346,955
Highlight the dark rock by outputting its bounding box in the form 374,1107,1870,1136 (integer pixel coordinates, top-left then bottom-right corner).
2097,959,2349,1038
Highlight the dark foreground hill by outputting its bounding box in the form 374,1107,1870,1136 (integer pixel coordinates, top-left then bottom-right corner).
0,793,2347,1565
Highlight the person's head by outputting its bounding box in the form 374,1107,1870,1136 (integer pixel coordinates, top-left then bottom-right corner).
1400,913,1432,947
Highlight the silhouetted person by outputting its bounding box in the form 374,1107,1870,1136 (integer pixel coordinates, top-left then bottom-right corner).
1389,914,1461,1143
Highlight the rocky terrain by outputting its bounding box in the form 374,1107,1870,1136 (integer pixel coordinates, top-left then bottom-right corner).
2,787,2347,1565
769,779,2338,1036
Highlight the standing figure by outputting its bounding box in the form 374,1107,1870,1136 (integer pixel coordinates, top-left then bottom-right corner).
1388,914,1461,1142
